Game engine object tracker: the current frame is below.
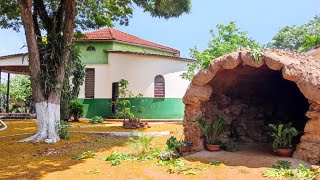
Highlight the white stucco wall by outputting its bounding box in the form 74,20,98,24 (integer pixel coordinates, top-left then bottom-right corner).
0,55,28,66
78,53,190,99
0,53,191,99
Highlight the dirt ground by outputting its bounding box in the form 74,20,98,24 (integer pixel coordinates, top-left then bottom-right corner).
0,120,311,180
186,144,310,180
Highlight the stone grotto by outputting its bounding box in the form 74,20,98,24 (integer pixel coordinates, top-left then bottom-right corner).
183,49,320,164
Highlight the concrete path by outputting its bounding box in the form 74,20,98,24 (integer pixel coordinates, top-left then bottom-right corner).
0,131,171,139
0,119,7,131
72,122,178,128
71,131,171,137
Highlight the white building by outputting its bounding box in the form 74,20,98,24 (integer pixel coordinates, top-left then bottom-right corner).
0,28,192,119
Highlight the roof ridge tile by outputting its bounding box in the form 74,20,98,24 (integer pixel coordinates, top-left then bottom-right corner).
82,28,179,55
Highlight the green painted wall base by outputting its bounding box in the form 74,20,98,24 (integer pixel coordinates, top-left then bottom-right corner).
78,98,184,119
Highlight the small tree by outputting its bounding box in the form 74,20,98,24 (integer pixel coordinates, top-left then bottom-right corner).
181,21,261,80
115,79,144,121
268,16,320,52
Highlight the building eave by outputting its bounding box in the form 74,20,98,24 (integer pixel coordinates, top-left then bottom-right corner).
105,50,195,63
0,53,27,60
75,39,180,56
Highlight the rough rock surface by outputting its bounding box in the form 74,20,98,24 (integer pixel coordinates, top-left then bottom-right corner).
183,49,320,164
123,118,150,129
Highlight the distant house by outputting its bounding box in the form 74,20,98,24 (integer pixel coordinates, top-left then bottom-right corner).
76,28,191,119
0,28,191,119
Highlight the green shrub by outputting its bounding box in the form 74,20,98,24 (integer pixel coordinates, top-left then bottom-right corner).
69,99,84,121
269,123,299,150
159,150,175,161
272,160,291,169
73,151,97,160
58,120,71,139
158,158,208,175
195,114,227,145
115,79,144,120
89,116,104,124
248,47,264,61
263,161,320,180
128,136,153,156
166,136,180,151
166,136,191,152
209,160,223,166
103,152,132,166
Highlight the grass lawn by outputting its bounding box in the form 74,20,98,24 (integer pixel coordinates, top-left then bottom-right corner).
1,120,312,180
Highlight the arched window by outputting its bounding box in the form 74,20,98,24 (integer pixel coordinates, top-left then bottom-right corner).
86,46,96,51
154,75,165,98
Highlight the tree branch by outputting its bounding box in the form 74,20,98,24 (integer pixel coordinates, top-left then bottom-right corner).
49,0,75,103
55,0,65,33
18,0,45,103
32,10,42,44
33,0,52,31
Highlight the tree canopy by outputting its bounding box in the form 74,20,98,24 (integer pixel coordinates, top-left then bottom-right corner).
0,0,191,32
181,21,261,80
268,16,320,52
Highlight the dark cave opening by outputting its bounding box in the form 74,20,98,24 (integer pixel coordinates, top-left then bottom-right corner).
202,64,309,145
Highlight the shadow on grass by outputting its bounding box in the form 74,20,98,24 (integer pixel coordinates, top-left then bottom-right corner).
0,133,129,180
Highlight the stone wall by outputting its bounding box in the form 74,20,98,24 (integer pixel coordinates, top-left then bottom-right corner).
183,49,320,164
201,94,271,143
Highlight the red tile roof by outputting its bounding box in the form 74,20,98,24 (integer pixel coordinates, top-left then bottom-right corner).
82,28,180,56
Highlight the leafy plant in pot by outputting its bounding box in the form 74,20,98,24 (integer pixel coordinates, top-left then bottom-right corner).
196,115,227,152
176,141,192,153
269,123,299,157
166,136,191,153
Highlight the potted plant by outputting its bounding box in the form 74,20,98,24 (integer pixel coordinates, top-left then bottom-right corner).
166,136,191,153
176,141,192,153
196,114,227,151
269,123,299,157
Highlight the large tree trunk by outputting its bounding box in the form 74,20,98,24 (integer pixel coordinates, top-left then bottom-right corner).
19,101,60,143
18,0,76,143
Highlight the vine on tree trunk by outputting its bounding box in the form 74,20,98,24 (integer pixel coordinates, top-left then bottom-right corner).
60,46,85,120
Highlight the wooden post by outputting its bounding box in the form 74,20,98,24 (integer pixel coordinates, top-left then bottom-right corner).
6,73,10,113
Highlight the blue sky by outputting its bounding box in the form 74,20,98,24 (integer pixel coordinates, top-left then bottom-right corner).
0,0,319,57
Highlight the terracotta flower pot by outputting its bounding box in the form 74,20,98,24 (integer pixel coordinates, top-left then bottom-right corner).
276,148,293,157
206,144,221,152
177,145,190,153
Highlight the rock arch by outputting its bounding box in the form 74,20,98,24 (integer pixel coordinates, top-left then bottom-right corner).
183,49,320,164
